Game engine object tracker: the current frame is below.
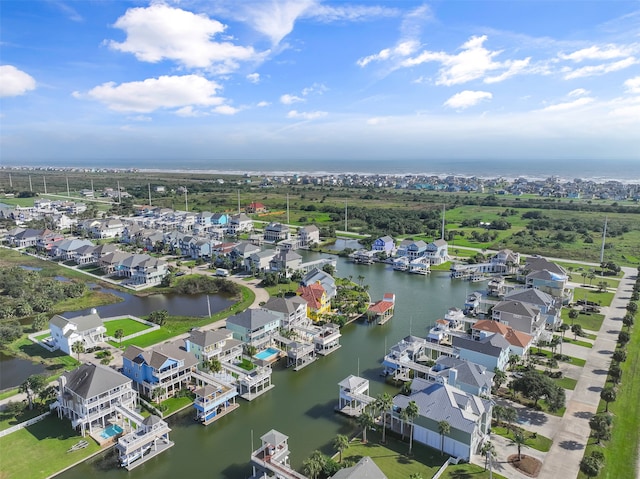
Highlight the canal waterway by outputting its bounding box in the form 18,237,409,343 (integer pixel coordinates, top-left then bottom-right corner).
57,252,472,479
0,352,47,390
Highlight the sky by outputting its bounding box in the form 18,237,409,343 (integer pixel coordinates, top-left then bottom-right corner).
1,0,640,165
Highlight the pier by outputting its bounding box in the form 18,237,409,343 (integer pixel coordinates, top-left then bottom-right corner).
337,375,374,417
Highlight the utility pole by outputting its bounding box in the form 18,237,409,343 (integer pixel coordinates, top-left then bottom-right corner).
117,181,122,204
148,183,152,206
29,175,32,192
8,173,12,188
441,204,446,240
344,199,348,232
184,189,188,212
286,193,290,224
600,216,608,264
66,176,70,197
237,189,241,214
43,176,47,195
91,179,94,197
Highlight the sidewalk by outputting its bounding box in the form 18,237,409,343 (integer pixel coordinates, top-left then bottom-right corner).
536,268,635,479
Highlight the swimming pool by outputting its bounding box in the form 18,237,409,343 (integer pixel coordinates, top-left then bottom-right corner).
100,424,123,439
254,347,280,360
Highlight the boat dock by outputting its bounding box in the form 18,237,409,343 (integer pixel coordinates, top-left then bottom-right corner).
337,375,374,417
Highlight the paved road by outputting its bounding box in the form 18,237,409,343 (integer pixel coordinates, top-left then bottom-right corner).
536,267,636,479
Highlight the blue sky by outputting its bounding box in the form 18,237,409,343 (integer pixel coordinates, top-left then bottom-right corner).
1,0,639,164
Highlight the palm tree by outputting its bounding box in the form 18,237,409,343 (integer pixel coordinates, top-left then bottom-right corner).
19,375,47,410
209,357,222,374
375,392,394,443
503,407,518,431
71,341,85,362
600,386,616,412
480,440,497,472
333,434,349,463
302,450,324,479
114,328,124,346
438,420,451,455
492,404,505,426
357,411,375,444
405,401,420,455
511,431,528,461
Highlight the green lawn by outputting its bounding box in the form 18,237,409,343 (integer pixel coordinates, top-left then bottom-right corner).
531,348,587,367
264,282,300,296
573,287,614,307
0,406,46,432
557,336,593,348
4,336,79,373
491,426,553,452
553,376,578,390
161,396,194,417
341,430,506,479
33,332,51,341
103,318,151,337
561,309,605,332
0,415,102,479
0,388,19,401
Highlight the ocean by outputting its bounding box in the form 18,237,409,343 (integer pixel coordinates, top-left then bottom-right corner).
5,158,640,183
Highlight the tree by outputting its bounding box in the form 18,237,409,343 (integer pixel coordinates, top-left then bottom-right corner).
508,354,519,370
374,392,393,443
32,314,48,333
609,362,622,384
302,450,325,479
503,407,518,431
209,357,222,374
357,411,375,444
39,385,58,405
333,434,349,463
559,323,570,339
618,330,630,346
71,340,85,362
626,301,638,315
438,420,451,455
114,328,124,346
600,386,617,413
405,401,420,455
511,431,528,461
19,375,47,410
151,386,167,402
5,400,26,417
622,313,635,330
480,440,497,472
612,349,627,363
493,368,507,391
589,413,612,445
148,309,168,326
492,404,505,426
580,452,604,478
409,474,423,479
571,324,583,340
546,384,566,413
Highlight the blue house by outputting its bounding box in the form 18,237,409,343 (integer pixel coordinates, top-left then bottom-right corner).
193,382,239,425
122,342,198,401
372,235,396,255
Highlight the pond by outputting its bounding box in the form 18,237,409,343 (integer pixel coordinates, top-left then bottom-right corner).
327,238,362,251
0,351,47,390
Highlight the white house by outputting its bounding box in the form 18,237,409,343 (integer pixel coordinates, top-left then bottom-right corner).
49,310,106,355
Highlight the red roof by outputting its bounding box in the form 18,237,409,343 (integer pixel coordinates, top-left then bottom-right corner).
367,300,394,314
473,319,532,348
297,283,326,309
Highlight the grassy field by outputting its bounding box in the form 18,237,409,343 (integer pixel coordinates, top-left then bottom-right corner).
561,309,605,332
103,318,151,337
0,406,45,432
572,287,614,307
341,430,506,479
491,426,553,452
0,415,103,479
553,376,578,390
161,396,194,417
557,336,593,348
531,348,587,367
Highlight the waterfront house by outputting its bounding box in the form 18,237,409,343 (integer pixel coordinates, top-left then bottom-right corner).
185,328,244,366
390,381,492,460
6,227,45,247
297,283,331,320
313,323,342,355
505,287,563,329
49,310,106,355
51,238,95,261
250,430,306,479
56,363,137,437
366,293,395,325
245,250,276,273
269,249,302,275
491,249,520,272
263,222,290,242
452,334,510,372
471,319,533,358
232,241,262,261
226,309,281,349
431,358,494,397
193,381,239,425
491,299,545,340
122,341,198,401
425,239,449,265
372,235,396,256
338,375,373,417
131,257,168,285
297,224,320,247
404,240,428,260
261,296,308,329
464,292,483,315
301,267,337,299
228,213,253,234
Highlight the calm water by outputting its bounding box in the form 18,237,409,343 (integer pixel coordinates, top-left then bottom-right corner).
0,352,47,390
57,252,471,479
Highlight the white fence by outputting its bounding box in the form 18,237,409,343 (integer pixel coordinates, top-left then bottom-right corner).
0,411,50,438
103,315,160,343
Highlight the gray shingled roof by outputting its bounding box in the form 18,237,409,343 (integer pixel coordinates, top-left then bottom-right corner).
434,357,493,391
188,329,231,348
261,429,288,446
330,457,387,479
505,288,554,307
493,300,539,317
262,297,299,316
453,334,510,357
227,309,280,330
63,363,131,400
123,341,197,370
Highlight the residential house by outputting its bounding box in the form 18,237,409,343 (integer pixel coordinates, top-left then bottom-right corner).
90,218,124,239
390,381,492,460
131,257,168,285
372,235,396,256
246,202,267,214
232,242,261,262
185,328,244,366
245,250,276,273
329,457,387,479
122,341,198,401
425,239,449,265
56,363,137,437
491,300,545,340
491,249,520,272
269,249,302,275
505,287,562,329
51,238,94,261
263,222,290,242
298,225,320,247
471,319,534,357
301,268,337,299
452,334,510,371
226,309,281,350
228,213,253,234
6,227,45,247
261,296,308,329
431,358,494,397
49,310,106,355
297,283,331,320
404,240,428,260
36,231,65,252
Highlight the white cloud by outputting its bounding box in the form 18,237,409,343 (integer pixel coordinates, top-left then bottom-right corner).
444,90,493,109
287,110,327,120
357,40,419,67
366,116,391,125
175,106,205,117
77,75,224,113
246,73,261,84
214,105,239,115
108,4,260,73
280,94,305,104
400,35,530,86
568,88,590,97
257,101,270,107
309,4,399,23
301,83,328,96
0,65,36,97
624,76,640,94
563,57,637,80
237,0,315,46
559,44,634,62
540,97,594,112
